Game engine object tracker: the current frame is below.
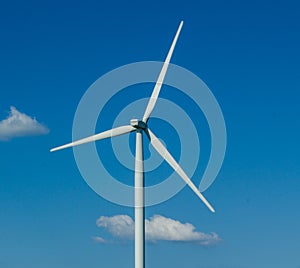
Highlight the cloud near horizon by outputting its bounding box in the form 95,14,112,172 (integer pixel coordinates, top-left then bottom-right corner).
95,214,220,246
0,106,49,141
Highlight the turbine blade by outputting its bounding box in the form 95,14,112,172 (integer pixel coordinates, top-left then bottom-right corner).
50,125,135,152
142,21,183,123
147,128,215,213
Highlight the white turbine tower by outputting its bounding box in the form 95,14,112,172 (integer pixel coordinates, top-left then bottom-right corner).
51,20,215,268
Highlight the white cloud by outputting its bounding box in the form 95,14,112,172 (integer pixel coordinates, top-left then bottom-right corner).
0,106,49,141
96,214,220,246
145,215,220,245
96,215,134,240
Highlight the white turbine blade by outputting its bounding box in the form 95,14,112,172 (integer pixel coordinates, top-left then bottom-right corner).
50,125,135,152
142,21,184,123
147,128,215,213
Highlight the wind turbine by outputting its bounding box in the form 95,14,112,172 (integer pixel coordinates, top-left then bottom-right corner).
51,20,215,268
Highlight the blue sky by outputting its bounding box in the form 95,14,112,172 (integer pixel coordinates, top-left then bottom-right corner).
1,0,300,267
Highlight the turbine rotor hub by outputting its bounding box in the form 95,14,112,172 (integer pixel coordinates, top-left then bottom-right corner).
130,119,147,130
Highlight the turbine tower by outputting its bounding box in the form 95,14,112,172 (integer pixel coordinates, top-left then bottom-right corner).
51,21,215,268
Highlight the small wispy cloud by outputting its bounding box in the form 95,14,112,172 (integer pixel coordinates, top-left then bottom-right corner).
92,236,107,244
95,214,220,246
0,106,49,141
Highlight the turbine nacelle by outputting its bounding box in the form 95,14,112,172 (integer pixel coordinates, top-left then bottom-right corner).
130,119,147,130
